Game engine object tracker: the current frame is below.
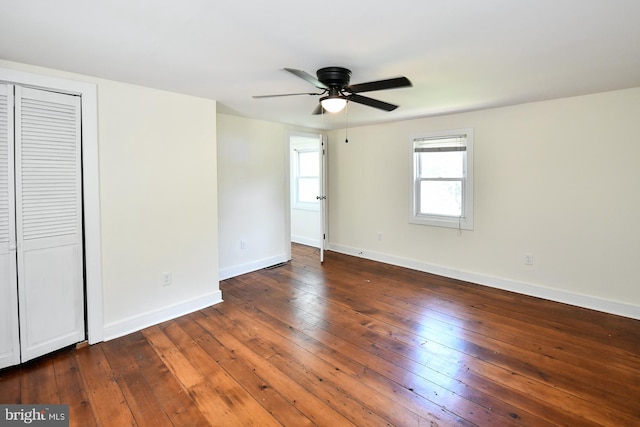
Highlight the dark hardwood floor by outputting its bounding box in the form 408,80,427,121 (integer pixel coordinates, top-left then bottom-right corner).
1,243,639,426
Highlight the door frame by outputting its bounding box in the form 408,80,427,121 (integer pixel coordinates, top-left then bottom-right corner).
0,67,104,344
320,134,327,262
286,130,327,262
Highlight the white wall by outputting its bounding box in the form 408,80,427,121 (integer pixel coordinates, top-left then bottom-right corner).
291,209,321,247
217,114,322,279
327,88,640,319
217,114,289,279
99,81,220,338
0,60,221,340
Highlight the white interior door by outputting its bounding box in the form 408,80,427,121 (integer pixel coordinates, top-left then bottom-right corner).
15,86,85,362
0,84,20,369
319,135,327,263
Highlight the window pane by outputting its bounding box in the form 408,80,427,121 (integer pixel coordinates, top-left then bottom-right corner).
298,151,319,176
298,177,319,203
419,180,462,216
418,152,463,178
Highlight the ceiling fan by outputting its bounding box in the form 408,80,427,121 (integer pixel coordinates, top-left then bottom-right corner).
253,67,412,114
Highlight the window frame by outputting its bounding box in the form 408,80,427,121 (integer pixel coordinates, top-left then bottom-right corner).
409,128,474,230
292,144,320,211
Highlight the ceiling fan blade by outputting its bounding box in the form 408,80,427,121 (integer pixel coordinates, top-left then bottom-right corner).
285,68,329,90
346,76,412,93
348,94,398,111
311,103,325,115
253,92,322,99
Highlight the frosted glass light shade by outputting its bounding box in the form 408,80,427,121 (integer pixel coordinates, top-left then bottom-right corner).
320,97,347,113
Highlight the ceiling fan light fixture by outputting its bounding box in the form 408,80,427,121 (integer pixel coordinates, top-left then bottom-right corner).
320,95,347,113
254,67,411,115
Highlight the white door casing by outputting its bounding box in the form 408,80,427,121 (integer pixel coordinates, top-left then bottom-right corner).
0,84,20,369
0,67,103,357
288,131,327,262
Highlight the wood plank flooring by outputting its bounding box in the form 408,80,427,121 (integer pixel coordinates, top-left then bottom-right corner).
1,243,639,426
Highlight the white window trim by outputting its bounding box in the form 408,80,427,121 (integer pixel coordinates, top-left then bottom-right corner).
291,142,320,212
409,128,474,230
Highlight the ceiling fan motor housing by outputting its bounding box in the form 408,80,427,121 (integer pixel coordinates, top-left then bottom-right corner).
316,67,352,88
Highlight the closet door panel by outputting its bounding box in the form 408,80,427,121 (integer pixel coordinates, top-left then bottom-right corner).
0,255,20,368
0,84,20,369
15,86,85,362
20,245,83,356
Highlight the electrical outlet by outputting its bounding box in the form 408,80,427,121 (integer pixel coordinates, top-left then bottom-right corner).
377,232,383,241
524,254,534,265
241,240,247,250
162,272,172,286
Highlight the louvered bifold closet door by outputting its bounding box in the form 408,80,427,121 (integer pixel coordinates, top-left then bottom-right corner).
0,84,20,369
15,86,85,362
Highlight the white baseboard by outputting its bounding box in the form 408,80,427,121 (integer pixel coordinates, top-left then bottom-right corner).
219,253,289,281
103,291,223,341
292,235,321,248
328,243,640,320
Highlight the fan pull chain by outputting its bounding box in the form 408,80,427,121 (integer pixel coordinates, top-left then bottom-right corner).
345,101,349,143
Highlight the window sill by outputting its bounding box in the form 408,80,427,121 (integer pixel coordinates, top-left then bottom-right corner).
410,214,473,230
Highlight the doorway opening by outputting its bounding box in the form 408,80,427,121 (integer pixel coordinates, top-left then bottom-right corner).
288,132,327,262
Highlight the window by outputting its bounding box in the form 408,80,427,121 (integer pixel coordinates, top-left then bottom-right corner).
410,129,473,229
293,146,320,210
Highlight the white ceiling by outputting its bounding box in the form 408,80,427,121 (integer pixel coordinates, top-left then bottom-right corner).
2,0,640,130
